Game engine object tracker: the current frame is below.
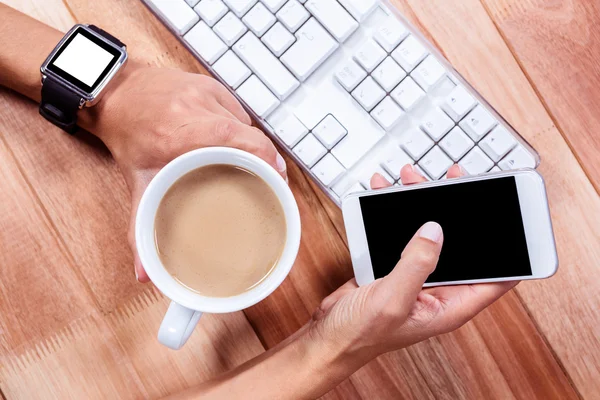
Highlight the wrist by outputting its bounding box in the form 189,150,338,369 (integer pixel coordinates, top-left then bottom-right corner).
78,60,142,144
302,321,378,388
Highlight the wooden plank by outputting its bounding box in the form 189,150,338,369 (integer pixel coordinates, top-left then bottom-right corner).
0,119,145,398
385,0,600,397
0,128,95,354
106,288,265,399
0,315,146,399
482,0,600,192
316,0,590,397
0,88,145,312
1,0,74,31
0,2,269,399
0,0,595,399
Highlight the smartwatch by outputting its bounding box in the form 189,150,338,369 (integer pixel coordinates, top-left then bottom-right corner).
40,24,128,134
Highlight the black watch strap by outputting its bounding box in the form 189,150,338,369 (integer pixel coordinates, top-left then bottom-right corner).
88,25,125,48
40,25,124,134
39,76,82,134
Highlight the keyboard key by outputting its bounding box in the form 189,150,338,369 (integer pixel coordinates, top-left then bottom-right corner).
338,0,377,21
459,147,493,175
236,75,280,117
313,115,347,148
391,35,427,71
411,55,446,91
261,0,287,13
243,3,276,36
335,59,367,91
186,0,201,6
352,77,385,111
293,133,327,167
419,146,453,180
353,40,387,72
281,18,338,81
276,0,309,32
333,181,365,198
359,165,393,188
194,0,228,26
262,23,295,56
305,0,358,42
490,166,501,172
184,21,227,64
390,77,425,110
479,126,517,161
400,129,434,160
374,18,409,52
312,154,346,186
233,32,299,99
371,97,404,131
223,0,257,17
148,0,200,35
459,104,498,141
272,114,308,146
442,85,477,121
381,147,414,180
420,108,454,140
499,145,536,170
212,50,251,88
414,165,432,181
439,126,474,161
332,133,382,169
372,57,406,92
214,12,248,45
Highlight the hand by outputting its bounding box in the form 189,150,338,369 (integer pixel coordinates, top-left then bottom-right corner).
80,63,287,282
309,164,519,358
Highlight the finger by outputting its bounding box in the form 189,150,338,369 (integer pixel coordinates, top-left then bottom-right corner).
208,79,252,125
400,164,428,185
446,164,466,179
370,173,393,189
377,222,444,310
424,280,518,333
213,120,288,180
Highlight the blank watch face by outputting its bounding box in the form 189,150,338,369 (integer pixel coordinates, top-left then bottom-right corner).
47,27,122,94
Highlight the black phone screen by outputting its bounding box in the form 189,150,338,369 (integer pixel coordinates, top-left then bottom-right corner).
359,177,532,283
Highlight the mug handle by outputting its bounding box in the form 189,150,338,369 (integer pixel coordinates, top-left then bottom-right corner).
158,301,203,350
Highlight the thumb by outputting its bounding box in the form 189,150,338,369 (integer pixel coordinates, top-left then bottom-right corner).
378,222,444,309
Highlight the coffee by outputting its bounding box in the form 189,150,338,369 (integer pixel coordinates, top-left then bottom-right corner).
154,164,287,297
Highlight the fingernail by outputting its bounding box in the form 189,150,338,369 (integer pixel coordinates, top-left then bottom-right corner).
276,153,286,172
419,222,443,243
134,267,140,282
404,164,414,172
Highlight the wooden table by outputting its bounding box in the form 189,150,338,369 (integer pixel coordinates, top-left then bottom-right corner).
1,0,599,398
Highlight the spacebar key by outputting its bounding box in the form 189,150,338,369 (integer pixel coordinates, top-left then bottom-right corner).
281,18,338,81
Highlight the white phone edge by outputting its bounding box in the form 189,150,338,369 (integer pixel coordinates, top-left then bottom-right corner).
341,168,559,287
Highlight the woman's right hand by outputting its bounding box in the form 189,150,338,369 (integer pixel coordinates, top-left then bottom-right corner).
309,164,519,359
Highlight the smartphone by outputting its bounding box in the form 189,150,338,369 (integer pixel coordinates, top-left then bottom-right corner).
342,169,558,287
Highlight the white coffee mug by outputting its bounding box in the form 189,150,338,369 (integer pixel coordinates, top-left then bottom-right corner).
135,147,301,350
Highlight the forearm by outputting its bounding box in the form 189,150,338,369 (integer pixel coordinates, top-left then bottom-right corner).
167,324,373,400
0,3,135,141
0,3,63,102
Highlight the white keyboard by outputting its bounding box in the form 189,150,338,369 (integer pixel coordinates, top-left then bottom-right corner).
142,0,540,204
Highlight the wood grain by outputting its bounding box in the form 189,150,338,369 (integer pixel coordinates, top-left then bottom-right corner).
482,0,600,192
389,0,600,397
0,0,598,398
